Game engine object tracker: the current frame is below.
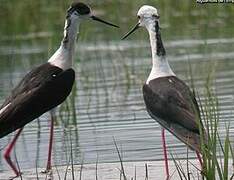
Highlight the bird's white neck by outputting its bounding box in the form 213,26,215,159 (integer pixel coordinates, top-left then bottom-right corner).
146,20,175,84
48,17,80,70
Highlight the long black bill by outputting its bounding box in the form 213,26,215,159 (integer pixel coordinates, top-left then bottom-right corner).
121,23,140,40
91,16,119,28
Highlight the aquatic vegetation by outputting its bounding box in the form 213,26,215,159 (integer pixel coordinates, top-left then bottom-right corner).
171,62,234,179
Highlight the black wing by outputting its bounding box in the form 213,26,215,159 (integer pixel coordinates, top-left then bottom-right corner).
0,63,75,138
143,76,202,152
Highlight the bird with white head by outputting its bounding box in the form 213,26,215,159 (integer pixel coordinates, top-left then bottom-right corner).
123,5,206,179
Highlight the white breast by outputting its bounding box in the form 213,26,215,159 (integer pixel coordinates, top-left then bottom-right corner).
146,56,176,84
48,47,72,70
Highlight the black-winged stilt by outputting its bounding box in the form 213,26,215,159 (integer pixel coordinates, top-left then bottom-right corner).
0,2,118,177
122,5,205,178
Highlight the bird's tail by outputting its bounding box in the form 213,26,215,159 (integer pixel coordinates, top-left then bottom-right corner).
169,123,208,153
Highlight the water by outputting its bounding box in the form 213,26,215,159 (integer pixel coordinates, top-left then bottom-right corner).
0,0,234,172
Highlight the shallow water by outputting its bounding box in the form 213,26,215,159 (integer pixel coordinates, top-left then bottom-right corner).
0,0,234,172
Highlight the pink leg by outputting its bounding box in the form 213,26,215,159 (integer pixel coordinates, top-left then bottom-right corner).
161,128,169,179
196,151,203,167
46,111,55,171
4,128,23,176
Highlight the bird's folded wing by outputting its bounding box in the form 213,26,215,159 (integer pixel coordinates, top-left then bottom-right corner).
143,84,200,133
0,68,75,138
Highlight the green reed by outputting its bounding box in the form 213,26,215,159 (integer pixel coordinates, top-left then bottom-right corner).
171,61,234,180
199,69,234,180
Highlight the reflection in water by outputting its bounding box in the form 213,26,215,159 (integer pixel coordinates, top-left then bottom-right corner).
0,0,234,173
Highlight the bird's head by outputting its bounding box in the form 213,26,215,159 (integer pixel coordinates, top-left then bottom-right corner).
67,2,91,20
137,5,159,28
122,5,160,39
67,2,119,28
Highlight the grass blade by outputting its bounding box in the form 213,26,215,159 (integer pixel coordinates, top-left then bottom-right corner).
113,137,127,180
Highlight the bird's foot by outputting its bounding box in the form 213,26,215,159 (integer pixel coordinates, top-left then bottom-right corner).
41,168,52,174
8,172,22,180
165,175,170,180
41,168,53,180
200,168,206,177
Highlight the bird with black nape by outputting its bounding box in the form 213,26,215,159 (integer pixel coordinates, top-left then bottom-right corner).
122,5,206,179
0,2,118,178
